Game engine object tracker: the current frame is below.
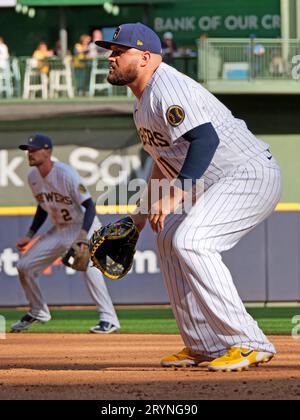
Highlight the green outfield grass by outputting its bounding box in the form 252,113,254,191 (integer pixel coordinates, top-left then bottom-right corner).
0,307,299,335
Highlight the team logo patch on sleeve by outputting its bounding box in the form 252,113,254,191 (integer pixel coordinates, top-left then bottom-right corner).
166,105,185,127
78,184,87,193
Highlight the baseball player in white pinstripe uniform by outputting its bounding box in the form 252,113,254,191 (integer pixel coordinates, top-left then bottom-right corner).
96,23,282,371
11,134,120,334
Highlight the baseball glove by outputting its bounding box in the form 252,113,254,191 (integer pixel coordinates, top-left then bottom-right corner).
89,216,139,279
62,239,90,272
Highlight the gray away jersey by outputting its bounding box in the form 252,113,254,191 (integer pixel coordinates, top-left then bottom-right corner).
28,161,91,226
134,62,269,183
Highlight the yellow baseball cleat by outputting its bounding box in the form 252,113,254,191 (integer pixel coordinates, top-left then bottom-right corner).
208,347,274,372
161,347,211,367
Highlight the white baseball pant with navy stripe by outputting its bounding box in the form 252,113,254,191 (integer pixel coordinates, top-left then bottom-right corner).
16,217,120,327
156,153,281,357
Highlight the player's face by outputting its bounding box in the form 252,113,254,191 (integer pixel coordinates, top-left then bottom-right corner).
107,46,141,86
27,148,52,167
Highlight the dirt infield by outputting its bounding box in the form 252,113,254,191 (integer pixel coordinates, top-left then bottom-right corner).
0,334,299,400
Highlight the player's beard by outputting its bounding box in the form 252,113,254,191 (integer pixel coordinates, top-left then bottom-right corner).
28,154,48,167
28,156,39,166
107,63,138,86
29,158,42,167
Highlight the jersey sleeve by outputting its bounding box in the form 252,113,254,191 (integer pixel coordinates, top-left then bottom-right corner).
27,172,34,194
27,170,38,202
66,169,91,205
158,75,211,142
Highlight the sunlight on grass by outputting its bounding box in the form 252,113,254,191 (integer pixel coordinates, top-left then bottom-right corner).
0,307,298,335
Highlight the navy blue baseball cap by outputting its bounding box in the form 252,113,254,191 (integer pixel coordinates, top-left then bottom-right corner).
19,134,53,151
95,22,162,54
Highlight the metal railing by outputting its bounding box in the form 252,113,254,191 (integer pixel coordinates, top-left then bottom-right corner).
197,38,300,83
0,54,199,100
2,39,300,99
0,56,131,99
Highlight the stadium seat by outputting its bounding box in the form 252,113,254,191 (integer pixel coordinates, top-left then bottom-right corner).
0,59,13,98
11,58,21,97
89,58,112,96
23,58,48,99
49,57,74,98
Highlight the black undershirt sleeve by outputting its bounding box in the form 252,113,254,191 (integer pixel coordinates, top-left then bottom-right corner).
81,198,96,233
27,205,48,238
177,122,220,184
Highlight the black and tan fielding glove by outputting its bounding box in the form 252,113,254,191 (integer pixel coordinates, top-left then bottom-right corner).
62,238,90,272
89,216,139,279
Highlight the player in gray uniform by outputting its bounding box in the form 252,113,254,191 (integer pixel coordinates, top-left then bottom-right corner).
96,23,282,371
11,134,120,334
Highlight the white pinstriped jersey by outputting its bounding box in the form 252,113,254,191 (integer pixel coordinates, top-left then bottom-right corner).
134,62,269,183
28,161,91,226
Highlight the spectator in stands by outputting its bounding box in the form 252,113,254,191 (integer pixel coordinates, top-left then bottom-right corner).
199,34,209,41
88,29,108,58
53,40,63,58
73,34,91,95
32,42,54,74
248,34,266,78
269,46,285,77
162,31,177,66
53,40,71,58
0,37,9,70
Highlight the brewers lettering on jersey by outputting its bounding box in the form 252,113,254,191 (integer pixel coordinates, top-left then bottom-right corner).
96,23,282,371
29,163,89,226
12,134,120,334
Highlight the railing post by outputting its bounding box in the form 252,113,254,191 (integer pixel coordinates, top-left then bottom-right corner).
198,38,209,83
249,37,254,80
59,7,68,58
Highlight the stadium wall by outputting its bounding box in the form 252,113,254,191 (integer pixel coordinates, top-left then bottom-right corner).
0,212,299,305
0,137,299,305
0,93,299,305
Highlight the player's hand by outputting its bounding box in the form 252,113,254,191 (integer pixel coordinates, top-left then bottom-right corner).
16,237,32,252
148,212,165,233
76,229,89,251
148,200,169,233
148,185,186,233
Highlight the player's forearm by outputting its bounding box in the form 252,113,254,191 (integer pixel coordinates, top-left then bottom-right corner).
150,162,165,181
27,205,48,238
81,198,96,234
138,162,165,214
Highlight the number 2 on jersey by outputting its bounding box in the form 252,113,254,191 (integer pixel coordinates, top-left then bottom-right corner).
61,208,72,222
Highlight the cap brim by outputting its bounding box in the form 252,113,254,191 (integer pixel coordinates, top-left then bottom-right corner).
19,145,41,151
95,40,135,50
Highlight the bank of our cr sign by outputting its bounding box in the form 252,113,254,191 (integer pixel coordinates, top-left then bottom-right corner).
222,15,280,31
154,14,281,32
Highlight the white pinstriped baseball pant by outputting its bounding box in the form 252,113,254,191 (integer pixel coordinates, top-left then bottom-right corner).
16,217,120,327
156,153,281,357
